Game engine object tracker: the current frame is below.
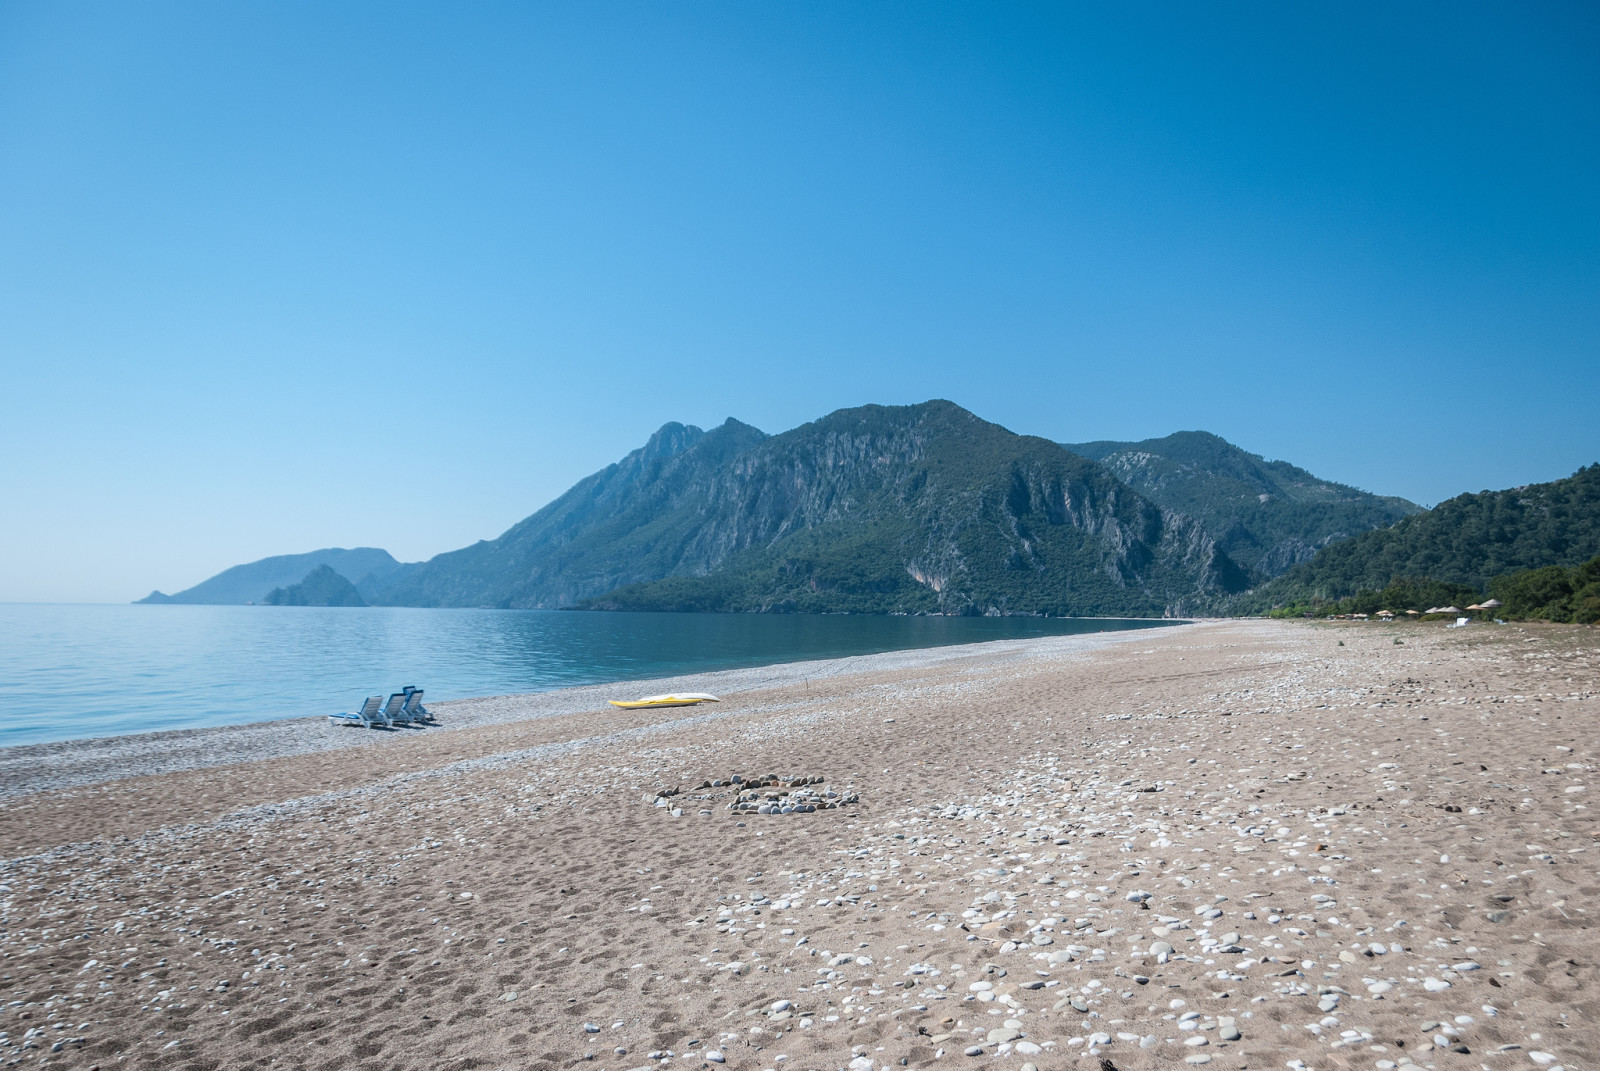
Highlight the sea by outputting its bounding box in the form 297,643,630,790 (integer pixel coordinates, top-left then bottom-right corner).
0,604,1178,748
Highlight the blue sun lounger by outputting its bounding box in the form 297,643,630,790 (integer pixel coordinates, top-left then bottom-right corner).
399,686,430,724
329,695,384,728
374,691,408,728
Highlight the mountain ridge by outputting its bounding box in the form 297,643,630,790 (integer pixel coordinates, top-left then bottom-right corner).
1062,430,1421,581
263,564,368,607
372,417,771,608
1250,462,1600,608
137,547,406,605
368,400,1247,616
138,404,1459,617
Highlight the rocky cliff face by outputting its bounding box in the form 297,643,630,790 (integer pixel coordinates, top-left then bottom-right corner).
373,418,769,608
1064,430,1421,582
372,401,1247,615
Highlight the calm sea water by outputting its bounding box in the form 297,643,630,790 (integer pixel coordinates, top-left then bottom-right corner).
0,604,1177,747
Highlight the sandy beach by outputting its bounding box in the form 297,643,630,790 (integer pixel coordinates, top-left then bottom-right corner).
1,618,1596,1071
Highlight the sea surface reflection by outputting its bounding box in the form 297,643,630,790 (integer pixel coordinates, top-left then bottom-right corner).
0,604,1178,746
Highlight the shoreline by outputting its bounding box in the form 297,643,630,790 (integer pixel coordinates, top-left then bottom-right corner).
0,624,1180,799
0,607,1186,754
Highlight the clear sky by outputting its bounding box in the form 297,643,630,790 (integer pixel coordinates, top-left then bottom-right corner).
2,2,1596,602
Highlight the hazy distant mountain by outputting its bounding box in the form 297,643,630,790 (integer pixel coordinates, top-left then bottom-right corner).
1252,463,1600,607
1063,431,1421,581
367,401,1248,616
136,547,405,604
262,564,368,607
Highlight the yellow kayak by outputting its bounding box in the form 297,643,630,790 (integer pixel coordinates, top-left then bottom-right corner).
608,693,721,709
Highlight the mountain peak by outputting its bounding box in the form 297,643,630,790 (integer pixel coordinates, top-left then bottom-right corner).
1061,431,1421,581
367,400,1241,614
263,564,367,607
639,421,705,461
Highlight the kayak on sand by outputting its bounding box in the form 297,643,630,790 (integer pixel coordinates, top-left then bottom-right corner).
607,693,721,709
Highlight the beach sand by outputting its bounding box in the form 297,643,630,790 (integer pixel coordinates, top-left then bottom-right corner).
1,618,1595,1071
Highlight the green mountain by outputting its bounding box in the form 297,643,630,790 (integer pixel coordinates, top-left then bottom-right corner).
137,547,405,604
1063,431,1421,582
370,401,1248,616
1252,463,1600,608
373,417,771,608
262,565,368,607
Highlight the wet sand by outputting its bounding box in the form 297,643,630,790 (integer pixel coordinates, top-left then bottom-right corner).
1,618,1595,1071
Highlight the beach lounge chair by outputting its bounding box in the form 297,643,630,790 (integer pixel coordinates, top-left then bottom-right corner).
399,686,430,724
387,686,421,726
375,691,408,728
330,695,384,728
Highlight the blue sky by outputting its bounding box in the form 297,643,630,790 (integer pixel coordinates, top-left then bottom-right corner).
2,2,1596,602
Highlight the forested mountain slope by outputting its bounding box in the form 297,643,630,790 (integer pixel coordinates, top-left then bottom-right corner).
370,401,1248,615
1064,431,1420,581
1251,463,1600,607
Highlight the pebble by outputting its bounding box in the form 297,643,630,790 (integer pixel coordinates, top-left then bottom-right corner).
692,772,859,816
